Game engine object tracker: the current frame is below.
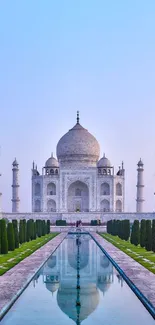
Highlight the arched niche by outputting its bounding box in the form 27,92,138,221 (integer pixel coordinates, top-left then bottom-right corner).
116,200,122,212
67,180,89,212
35,183,41,195
100,199,110,212
47,182,56,195
47,199,56,212
101,183,110,195
35,199,41,212
116,183,122,196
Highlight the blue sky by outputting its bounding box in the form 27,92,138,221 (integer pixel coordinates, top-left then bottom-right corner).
0,0,155,212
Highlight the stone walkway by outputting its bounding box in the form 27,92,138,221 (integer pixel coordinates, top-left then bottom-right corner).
91,232,155,309
0,232,67,318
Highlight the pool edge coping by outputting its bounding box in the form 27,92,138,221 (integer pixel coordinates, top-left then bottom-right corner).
0,232,68,321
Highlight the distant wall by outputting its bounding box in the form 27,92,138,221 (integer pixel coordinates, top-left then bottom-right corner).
0,211,155,223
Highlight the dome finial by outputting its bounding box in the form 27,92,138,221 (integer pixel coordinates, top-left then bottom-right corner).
77,111,80,124
51,152,53,157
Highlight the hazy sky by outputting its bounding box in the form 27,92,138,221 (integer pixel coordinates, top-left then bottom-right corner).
0,0,155,212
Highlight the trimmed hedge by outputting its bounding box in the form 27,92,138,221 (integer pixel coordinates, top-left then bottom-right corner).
107,218,155,252
1,219,8,254
56,220,66,226
12,219,19,249
7,223,15,251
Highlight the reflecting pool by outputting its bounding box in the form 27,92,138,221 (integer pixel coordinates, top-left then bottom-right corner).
1,234,154,324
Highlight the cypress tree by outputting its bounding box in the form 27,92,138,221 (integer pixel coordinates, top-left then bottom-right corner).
152,220,155,252
124,220,130,241
0,220,1,253
145,220,152,251
22,219,27,243
19,220,24,244
7,223,15,251
12,219,19,249
30,220,34,240
140,219,146,248
1,219,8,254
130,220,140,246
26,220,30,242
47,220,50,234
33,221,36,239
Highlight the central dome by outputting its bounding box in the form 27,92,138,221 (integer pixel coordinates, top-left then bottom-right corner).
56,112,100,167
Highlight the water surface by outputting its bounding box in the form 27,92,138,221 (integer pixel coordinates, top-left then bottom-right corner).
1,234,154,324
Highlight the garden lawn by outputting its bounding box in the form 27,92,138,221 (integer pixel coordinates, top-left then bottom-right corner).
0,233,58,276
100,233,155,274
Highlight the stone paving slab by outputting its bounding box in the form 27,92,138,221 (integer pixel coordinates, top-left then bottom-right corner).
0,233,67,316
91,232,155,308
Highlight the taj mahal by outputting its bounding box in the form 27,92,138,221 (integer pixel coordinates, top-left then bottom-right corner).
32,112,126,214
1,112,154,223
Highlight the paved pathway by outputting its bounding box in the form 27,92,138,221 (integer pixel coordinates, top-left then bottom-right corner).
91,232,155,308
0,232,67,318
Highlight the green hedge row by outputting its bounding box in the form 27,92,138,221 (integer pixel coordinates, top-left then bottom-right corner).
0,219,51,255
107,219,155,252
56,220,66,226
91,220,101,226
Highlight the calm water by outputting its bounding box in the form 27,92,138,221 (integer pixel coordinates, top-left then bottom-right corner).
1,234,154,325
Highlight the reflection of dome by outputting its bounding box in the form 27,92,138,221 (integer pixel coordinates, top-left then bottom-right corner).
56,113,100,166
68,238,89,269
45,153,59,167
100,255,110,268
46,282,59,293
97,154,111,167
57,285,99,322
47,255,56,268
97,281,111,295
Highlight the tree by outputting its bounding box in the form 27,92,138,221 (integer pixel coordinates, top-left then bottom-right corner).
33,221,37,240
124,220,130,241
12,219,19,249
26,220,31,242
0,220,1,253
140,219,146,248
1,219,8,254
145,220,152,251
152,220,155,252
130,220,140,246
7,223,15,251
19,220,24,244
47,220,50,234
23,219,27,243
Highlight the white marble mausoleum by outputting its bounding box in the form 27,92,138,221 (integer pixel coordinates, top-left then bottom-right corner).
32,112,125,214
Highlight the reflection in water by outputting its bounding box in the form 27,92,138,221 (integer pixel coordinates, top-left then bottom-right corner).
33,234,115,324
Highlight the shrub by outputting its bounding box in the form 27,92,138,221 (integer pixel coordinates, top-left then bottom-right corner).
130,220,140,246
56,220,66,226
12,219,19,249
145,220,152,251
23,219,27,243
123,220,130,241
140,219,146,248
1,219,8,254
47,220,50,234
152,219,155,252
7,223,15,251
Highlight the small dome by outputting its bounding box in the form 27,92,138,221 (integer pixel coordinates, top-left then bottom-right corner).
45,154,59,168
97,154,111,168
12,158,18,166
46,282,59,293
138,158,143,166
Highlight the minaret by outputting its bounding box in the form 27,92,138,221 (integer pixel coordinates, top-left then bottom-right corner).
12,158,20,212
136,158,144,213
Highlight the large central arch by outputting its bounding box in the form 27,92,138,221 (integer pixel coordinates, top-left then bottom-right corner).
67,180,89,212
